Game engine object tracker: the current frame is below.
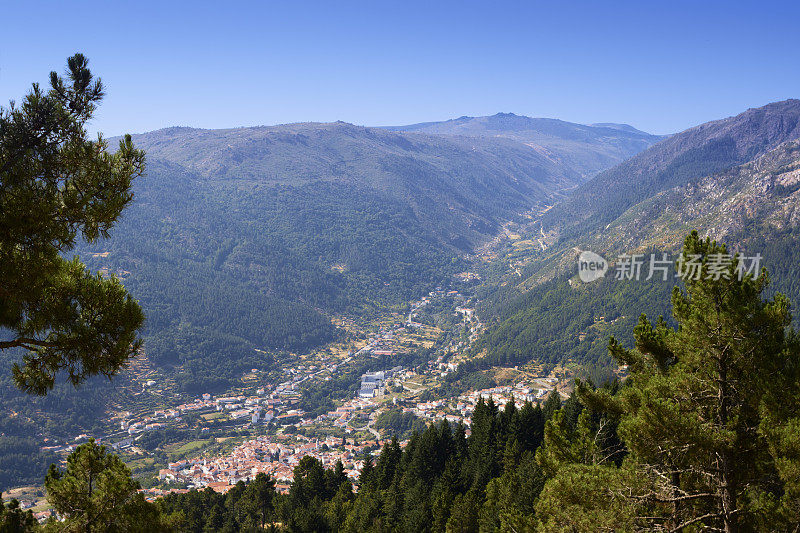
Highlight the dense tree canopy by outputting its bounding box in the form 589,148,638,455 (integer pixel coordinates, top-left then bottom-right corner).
44,439,164,532
537,232,800,531
0,498,38,532
0,54,145,395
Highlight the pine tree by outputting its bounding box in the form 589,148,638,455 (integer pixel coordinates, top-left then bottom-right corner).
516,401,545,453
0,498,38,532
538,231,800,531
613,233,799,531
480,450,543,533
374,438,402,490
234,473,275,530
445,486,480,533
44,439,162,532
0,54,145,395
541,391,561,422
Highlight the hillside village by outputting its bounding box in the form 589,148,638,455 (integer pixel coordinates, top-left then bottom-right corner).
141,375,563,500
9,282,573,522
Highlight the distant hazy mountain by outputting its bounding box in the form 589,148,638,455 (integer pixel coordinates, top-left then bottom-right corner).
126,121,581,240
386,112,663,179
475,99,800,374
590,122,653,134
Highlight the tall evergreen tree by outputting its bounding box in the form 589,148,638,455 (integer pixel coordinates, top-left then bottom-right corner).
538,231,800,531
234,473,276,530
541,391,561,422
0,498,38,532
0,54,145,395
44,439,162,532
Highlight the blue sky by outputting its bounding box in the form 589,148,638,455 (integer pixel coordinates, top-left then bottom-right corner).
2,0,798,136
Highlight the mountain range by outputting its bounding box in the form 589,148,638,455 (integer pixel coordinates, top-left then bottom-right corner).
84,100,800,389
543,98,800,239
70,116,661,393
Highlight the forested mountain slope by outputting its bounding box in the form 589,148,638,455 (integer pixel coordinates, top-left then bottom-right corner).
126,122,581,250
542,99,800,239
475,100,800,375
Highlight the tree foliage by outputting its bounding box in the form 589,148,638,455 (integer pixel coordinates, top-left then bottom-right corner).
0,498,38,532
0,54,145,395
537,231,800,531
44,439,163,532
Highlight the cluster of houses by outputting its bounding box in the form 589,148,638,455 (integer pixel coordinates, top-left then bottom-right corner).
358,327,407,357
130,374,563,505
152,433,386,496
59,336,415,456
142,376,564,497
38,286,574,513
408,380,559,426
326,396,377,428
117,392,303,439
454,271,481,283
